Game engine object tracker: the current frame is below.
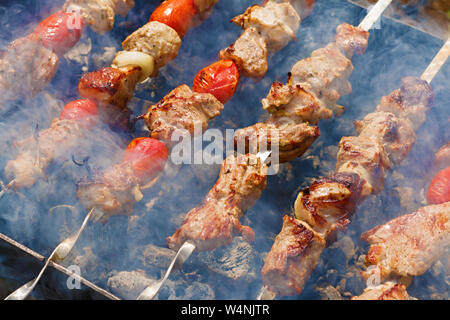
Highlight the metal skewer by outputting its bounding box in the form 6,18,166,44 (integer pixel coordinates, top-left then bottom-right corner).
4,207,96,300
358,0,393,31
257,34,450,302
135,151,272,300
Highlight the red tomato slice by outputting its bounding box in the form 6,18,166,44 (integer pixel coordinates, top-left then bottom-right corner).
123,138,169,184
192,60,239,104
426,167,450,205
149,0,197,38
60,99,98,128
34,11,84,55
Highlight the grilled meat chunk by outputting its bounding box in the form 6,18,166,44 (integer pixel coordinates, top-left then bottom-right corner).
336,136,390,197
354,111,416,166
261,215,326,296
144,85,224,144
0,34,59,104
234,120,320,163
290,43,354,116
351,282,410,300
262,81,332,124
294,173,365,234
63,0,135,34
219,27,269,78
436,142,450,170
77,161,142,222
361,202,450,282
122,21,181,75
78,66,142,110
376,77,434,130
232,1,300,53
5,119,84,189
334,23,369,58
167,154,268,251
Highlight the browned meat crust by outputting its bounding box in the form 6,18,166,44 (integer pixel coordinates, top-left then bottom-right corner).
144,85,224,145
361,202,450,282
261,215,326,296
167,154,268,251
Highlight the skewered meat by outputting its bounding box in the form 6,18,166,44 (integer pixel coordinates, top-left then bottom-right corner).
436,143,450,170
78,66,142,110
63,0,135,34
336,136,390,197
351,282,410,300
0,34,59,103
77,161,141,221
376,77,434,130
277,0,315,19
294,172,365,235
261,215,326,296
144,85,224,144
262,81,332,124
361,202,450,282
167,154,268,251
122,21,182,75
261,77,435,297
334,22,370,58
234,121,320,163
5,119,85,189
150,0,197,38
219,27,269,78
231,1,300,53
354,111,416,166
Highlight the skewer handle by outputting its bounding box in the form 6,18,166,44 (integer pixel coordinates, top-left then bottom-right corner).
421,37,450,83
358,0,393,31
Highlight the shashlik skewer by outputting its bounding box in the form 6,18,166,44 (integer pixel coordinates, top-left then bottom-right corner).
2,0,314,300
166,5,380,253
260,38,449,298
76,0,315,223
352,201,450,300
0,0,136,106
2,0,221,192
143,0,391,301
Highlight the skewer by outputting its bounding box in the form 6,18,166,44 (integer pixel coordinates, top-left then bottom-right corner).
152,0,394,301
4,207,96,300
258,36,450,300
135,150,272,300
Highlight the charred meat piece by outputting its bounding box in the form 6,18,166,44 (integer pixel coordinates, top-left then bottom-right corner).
167,154,268,251
219,27,269,78
290,42,354,116
144,84,224,144
436,142,450,170
334,23,370,58
262,81,332,124
78,66,142,110
232,1,300,53
122,21,181,75
354,111,416,166
5,119,85,189
261,215,326,296
234,120,320,163
351,282,410,300
294,172,365,235
336,136,390,197
376,77,434,130
76,161,142,222
63,0,135,34
0,34,59,104
361,202,450,282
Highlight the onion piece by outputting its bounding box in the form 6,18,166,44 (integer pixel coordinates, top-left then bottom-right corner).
112,51,155,82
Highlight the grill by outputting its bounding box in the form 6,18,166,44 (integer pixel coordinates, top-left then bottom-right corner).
0,0,448,300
